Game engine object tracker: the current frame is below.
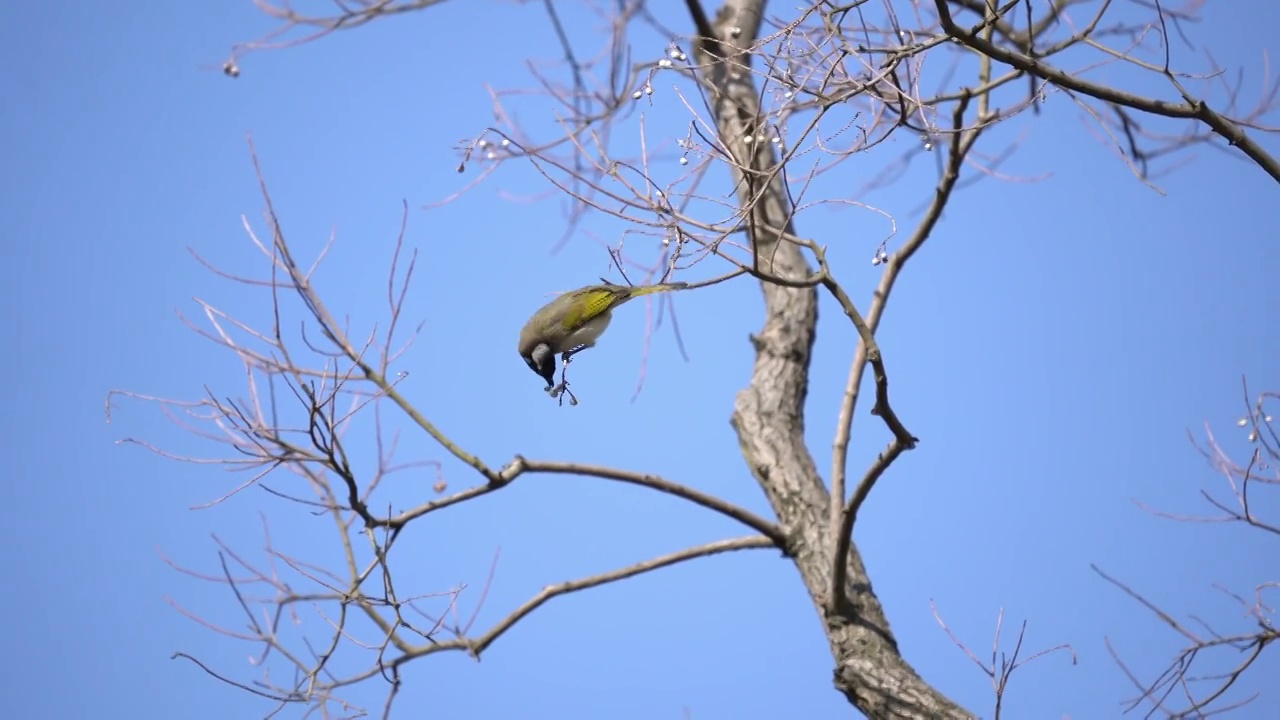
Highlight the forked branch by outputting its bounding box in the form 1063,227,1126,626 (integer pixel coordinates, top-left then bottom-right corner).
932,601,1077,720
1099,384,1277,716
933,0,1280,183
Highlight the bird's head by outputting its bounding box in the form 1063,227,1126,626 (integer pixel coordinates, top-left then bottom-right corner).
522,342,557,390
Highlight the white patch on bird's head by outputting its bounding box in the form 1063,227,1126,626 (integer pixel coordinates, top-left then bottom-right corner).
528,343,552,371
527,343,556,388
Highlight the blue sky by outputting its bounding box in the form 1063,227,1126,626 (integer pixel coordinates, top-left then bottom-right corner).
2,2,1277,719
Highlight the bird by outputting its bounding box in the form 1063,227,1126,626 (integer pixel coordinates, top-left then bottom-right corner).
518,281,689,390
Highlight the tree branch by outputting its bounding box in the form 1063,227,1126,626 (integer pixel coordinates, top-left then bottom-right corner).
381,455,788,547
331,535,778,681
830,90,983,611
704,1,968,716
932,0,1280,183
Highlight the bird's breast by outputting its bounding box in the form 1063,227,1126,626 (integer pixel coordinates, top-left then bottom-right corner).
562,311,612,350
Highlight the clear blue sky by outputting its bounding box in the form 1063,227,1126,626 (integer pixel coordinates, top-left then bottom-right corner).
2,2,1277,719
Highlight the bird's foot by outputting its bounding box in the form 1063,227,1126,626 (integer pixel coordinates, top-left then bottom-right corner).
550,364,579,406
554,383,578,406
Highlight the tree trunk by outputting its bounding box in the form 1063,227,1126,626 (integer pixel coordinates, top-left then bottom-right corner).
693,1,971,716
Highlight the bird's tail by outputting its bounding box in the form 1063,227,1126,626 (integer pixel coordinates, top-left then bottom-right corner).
627,281,689,298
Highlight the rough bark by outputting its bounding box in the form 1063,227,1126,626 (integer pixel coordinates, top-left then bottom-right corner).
692,1,972,716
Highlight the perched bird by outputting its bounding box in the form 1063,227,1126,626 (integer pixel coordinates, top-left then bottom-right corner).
518,281,688,390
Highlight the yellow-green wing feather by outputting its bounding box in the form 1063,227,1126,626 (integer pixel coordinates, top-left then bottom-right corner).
559,288,620,330
556,282,688,331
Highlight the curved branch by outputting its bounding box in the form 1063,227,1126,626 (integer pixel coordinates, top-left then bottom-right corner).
171,652,301,703
384,455,788,548
830,90,982,610
932,0,1280,183
331,535,777,684
465,535,776,657
1095,564,1278,716
246,139,501,484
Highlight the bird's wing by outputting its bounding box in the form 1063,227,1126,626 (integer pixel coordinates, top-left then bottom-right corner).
559,288,618,330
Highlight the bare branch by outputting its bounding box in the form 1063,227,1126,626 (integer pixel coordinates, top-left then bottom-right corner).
932,0,1280,183
1100,384,1278,716
381,455,788,548
130,1,1280,715
931,602,1077,719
